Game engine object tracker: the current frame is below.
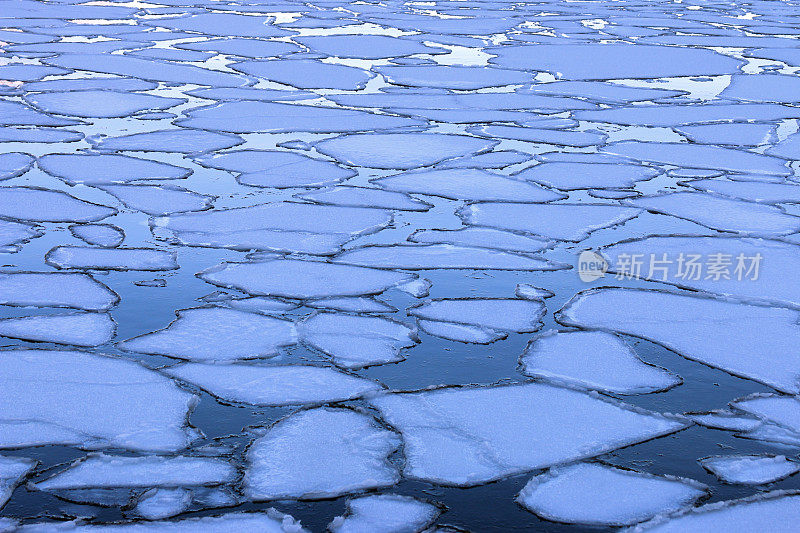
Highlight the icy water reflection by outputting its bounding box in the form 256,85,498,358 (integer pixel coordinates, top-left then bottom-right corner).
2,0,800,530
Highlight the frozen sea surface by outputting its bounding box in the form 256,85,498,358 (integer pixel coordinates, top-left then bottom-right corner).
4,0,800,530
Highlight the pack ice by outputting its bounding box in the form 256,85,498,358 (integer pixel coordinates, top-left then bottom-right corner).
46,247,178,271
329,494,441,533
0,312,114,347
0,187,115,223
699,455,800,485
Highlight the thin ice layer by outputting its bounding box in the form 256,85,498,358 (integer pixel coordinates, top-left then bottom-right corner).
409,228,551,254
244,408,400,500
417,319,506,344
0,312,114,347
46,247,178,271
162,363,382,406
409,298,544,333
119,307,296,362
329,494,440,533
38,154,190,185
92,129,242,154
298,187,431,212
0,272,118,311
299,313,416,369
0,456,36,509
232,59,372,90
700,455,800,485
134,488,192,520
515,162,659,190
0,350,196,451
0,187,116,222
518,463,706,526
0,153,34,180
521,331,681,394
559,288,800,394
69,224,124,248
25,90,185,119
369,383,687,486
100,185,212,216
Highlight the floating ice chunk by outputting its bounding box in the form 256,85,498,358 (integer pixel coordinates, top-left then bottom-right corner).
44,54,250,87
245,408,400,500
100,185,212,216
308,297,395,314
0,272,118,311
515,162,659,190
119,307,295,362
601,236,800,307
521,81,685,103
25,91,184,119
738,424,800,448
92,129,242,154
396,278,431,298
0,187,115,222
676,123,776,146
171,229,348,255
33,454,236,491
0,64,68,82
515,284,555,301
559,288,800,394
372,168,565,202
315,133,497,170
467,125,607,148
163,363,382,406
720,74,800,104
199,259,414,299
307,92,597,112
435,151,534,170
0,220,42,250
369,383,687,486
329,494,440,533
537,152,637,164
194,150,355,189
0,312,114,347
375,65,532,90
686,411,762,432
0,456,36,510
69,224,124,248
459,203,640,241
127,48,215,63
387,108,548,125
487,43,743,79
232,59,372,90
578,103,800,128
409,228,551,254
298,187,431,212
144,13,292,38
700,455,799,485
38,154,190,185
0,128,83,144
46,247,178,271
334,244,565,271
0,350,195,451
602,141,790,176
14,510,308,532
628,192,800,235
296,35,441,59
178,101,423,134
176,37,301,58
410,298,544,333
135,488,192,520
683,179,800,204
731,394,800,435
0,153,34,180
518,463,706,526
299,313,416,369
22,78,157,93
0,100,80,127
745,48,800,67
222,296,298,315
417,319,505,344
520,331,681,395
627,491,800,532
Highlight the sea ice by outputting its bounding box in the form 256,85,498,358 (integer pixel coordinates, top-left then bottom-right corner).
161,363,382,406
435,151,533,170
307,297,395,314
0,220,42,250
369,383,687,486
0,456,36,510
38,154,190,185
144,13,292,38
683,179,800,204
515,162,659,190
232,59,372,91
0,272,118,311
119,307,296,362
100,185,212,216
25,90,185,119
134,488,192,520
410,298,544,333
0,128,83,144
521,331,681,394
329,494,441,533
295,35,441,59
375,65,532,90
0,187,116,222
518,463,707,526
244,408,400,500
417,319,506,344
176,37,301,58
0,153,34,180
699,455,800,485
69,224,124,248
298,187,431,211
467,125,607,148
46,247,178,271
92,129,242,154
685,411,762,432
408,228,551,254
0,100,80,127
676,123,776,146
0,312,114,347
521,80,684,103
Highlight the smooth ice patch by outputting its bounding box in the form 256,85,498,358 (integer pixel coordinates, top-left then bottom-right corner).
244,408,400,500
25,90,185,119
0,312,114,347
369,383,687,486
521,331,681,395
69,224,124,248
119,307,296,362
0,272,118,311
298,187,431,212
700,455,800,485
0,187,115,222
162,363,382,406
38,154,190,185
409,228,551,254
46,247,178,271
134,488,192,520
232,59,372,90
515,162,659,190
684,179,800,205
92,129,242,154
295,35,441,59
329,494,440,533
467,125,607,148
676,123,777,146
518,463,706,526
100,185,212,216
409,298,544,333
299,313,416,369
0,153,34,180
375,65,532,90
315,133,497,170
559,288,800,394
0,220,42,250
0,350,196,451
459,203,640,241
307,297,395,314
176,37,301,58
417,320,506,344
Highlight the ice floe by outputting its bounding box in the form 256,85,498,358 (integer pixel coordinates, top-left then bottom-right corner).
369,383,687,486
0,312,114,347
0,153,34,180
0,272,118,311
307,297,395,314
683,179,800,204
520,331,681,394
467,125,607,148
0,187,115,223
298,187,431,212
295,35,441,59
69,224,124,248
410,298,544,336
408,228,551,254
100,185,212,216
699,455,800,485
46,247,178,272
232,59,372,91
518,463,707,526
0,456,36,510
244,408,400,500
162,363,382,406
134,488,192,520
329,494,441,533
515,162,659,190
91,129,242,155
119,307,296,362
25,91,185,119
38,154,190,185
375,65,532,90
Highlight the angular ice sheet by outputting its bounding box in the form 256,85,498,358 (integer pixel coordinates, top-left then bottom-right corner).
298,187,431,212
0,312,114,347
46,247,178,271
0,456,36,510
518,463,706,526
676,123,776,147
521,331,681,394
0,272,118,311
417,319,506,344
684,179,800,204
329,494,440,533
162,363,382,406
119,307,296,362
375,65,532,90
0,187,115,223
232,59,372,90
515,162,659,190
296,35,441,59
369,383,687,486
134,488,191,520
700,455,800,485
410,298,544,333
244,408,400,500
307,297,395,314
468,125,607,148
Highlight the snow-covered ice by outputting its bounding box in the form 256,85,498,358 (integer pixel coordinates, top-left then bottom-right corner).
699,455,800,485
0,312,114,347
0,456,36,510
0,272,118,311
329,494,441,533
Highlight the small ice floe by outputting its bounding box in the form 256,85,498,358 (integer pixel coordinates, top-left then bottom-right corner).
298,187,432,212
69,224,124,248
699,455,800,485
0,272,118,311
514,161,660,191
38,153,190,185
24,90,185,119
0,187,116,223
409,228,551,254
91,129,242,155
329,494,441,533
0,312,114,347
0,153,34,180
0,456,36,510
515,284,555,301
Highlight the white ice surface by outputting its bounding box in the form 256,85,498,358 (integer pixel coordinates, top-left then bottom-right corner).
134,488,192,520
700,455,800,485
46,247,178,271
0,312,114,347
0,272,117,311
329,494,440,533
410,298,545,332
0,456,36,509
